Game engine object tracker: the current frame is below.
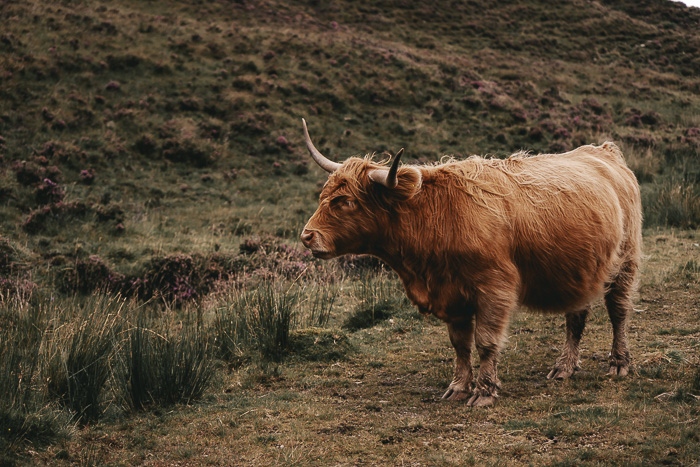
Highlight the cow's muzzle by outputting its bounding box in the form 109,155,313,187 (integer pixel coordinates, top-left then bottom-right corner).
300,229,315,248
300,229,333,259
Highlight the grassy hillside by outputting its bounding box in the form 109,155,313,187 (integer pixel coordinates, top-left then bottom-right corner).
1,0,699,465
1,0,700,290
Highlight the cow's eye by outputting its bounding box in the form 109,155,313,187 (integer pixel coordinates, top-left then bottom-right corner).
330,196,355,211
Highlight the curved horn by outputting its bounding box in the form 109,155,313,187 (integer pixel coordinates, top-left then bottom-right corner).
302,118,342,173
369,148,404,188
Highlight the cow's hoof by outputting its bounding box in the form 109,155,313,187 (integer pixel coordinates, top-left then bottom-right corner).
441,388,470,401
466,394,496,407
608,364,629,377
547,366,576,380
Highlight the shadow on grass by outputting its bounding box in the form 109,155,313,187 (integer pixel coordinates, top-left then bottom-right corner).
342,301,395,332
287,328,353,362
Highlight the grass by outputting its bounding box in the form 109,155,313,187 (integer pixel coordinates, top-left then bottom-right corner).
1,0,700,464
342,271,408,331
2,2,700,283
5,244,696,465
114,312,215,411
43,295,123,424
2,226,698,464
213,280,299,364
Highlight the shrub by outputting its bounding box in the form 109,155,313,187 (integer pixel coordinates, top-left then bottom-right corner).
59,255,124,295
34,178,65,205
95,203,125,224
36,141,87,169
12,160,44,186
161,138,213,167
133,134,158,155
292,161,309,175
235,237,312,283
59,253,235,302
79,169,95,185
136,253,232,304
22,201,92,234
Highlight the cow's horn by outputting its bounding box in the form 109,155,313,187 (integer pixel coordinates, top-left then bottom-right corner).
369,148,404,188
302,118,341,173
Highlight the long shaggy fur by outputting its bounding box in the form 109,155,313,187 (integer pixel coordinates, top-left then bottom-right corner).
302,142,642,404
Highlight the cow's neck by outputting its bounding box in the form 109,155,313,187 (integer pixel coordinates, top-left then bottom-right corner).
370,235,434,315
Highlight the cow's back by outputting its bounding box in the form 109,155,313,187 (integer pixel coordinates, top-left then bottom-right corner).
503,143,641,312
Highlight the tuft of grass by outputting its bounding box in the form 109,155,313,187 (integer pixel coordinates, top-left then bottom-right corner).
644,177,700,229
43,294,124,424
297,282,338,329
214,281,299,364
0,292,67,458
114,313,215,411
244,281,297,363
213,296,252,368
0,294,44,415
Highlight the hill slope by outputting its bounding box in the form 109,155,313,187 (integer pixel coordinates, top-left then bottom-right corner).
0,0,699,293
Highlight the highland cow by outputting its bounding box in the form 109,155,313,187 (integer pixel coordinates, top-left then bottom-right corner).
300,119,642,406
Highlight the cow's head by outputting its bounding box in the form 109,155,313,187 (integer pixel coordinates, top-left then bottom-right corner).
300,119,422,259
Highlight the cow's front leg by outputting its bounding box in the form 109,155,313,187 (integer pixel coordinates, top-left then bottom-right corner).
468,299,512,407
441,318,474,401
468,342,501,407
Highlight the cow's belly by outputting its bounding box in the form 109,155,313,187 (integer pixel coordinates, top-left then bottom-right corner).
517,250,615,312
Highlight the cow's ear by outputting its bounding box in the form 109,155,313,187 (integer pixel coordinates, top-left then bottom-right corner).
388,166,422,201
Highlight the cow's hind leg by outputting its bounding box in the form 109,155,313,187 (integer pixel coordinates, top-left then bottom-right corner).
605,260,637,377
547,307,589,380
442,318,474,401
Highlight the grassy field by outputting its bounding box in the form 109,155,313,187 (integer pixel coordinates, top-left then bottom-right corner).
1,0,700,465
2,230,694,466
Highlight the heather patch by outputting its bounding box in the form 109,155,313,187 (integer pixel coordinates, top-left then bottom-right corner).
22,202,95,235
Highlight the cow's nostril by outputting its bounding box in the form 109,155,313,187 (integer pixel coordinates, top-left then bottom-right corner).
300,230,314,245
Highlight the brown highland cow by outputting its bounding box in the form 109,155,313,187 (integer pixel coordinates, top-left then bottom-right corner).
300,119,642,407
